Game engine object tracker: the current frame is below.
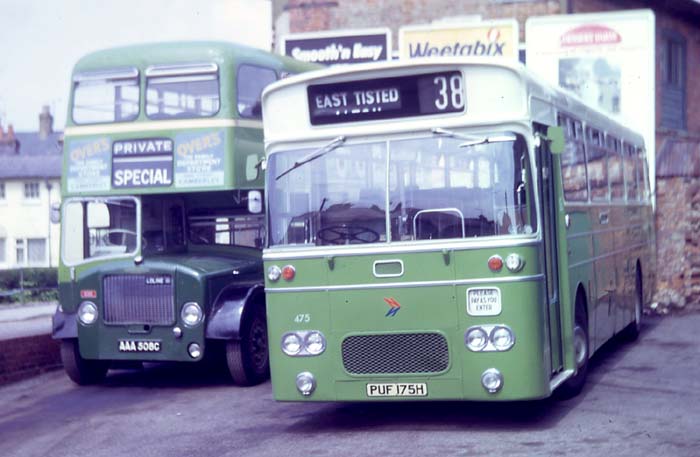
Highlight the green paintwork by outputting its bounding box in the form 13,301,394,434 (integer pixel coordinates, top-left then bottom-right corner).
265,245,552,401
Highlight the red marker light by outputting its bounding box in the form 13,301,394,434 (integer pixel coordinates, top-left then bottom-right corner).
282,265,296,281
488,255,503,272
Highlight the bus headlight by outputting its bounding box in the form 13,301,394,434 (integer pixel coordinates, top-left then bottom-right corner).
281,332,303,355
296,371,316,396
304,331,326,355
78,301,98,325
282,330,326,356
181,302,203,327
490,326,515,351
481,368,504,394
465,327,489,351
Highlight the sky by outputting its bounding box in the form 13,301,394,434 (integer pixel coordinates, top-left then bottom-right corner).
0,0,272,132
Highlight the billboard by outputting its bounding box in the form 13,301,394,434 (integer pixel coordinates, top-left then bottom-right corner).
279,28,391,65
399,19,519,60
526,10,656,194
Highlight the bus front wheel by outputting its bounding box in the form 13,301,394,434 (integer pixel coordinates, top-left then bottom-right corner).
60,339,109,385
225,307,269,386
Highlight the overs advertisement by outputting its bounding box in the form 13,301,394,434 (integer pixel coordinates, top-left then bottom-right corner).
399,20,519,60
525,10,656,192
280,28,391,65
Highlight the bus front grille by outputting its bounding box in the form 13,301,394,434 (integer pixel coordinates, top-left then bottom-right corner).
341,333,449,375
103,275,175,325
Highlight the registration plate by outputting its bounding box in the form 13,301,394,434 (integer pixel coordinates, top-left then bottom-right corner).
118,340,162,353
366,383,428,397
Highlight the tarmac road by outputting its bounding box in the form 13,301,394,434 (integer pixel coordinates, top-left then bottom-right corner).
1,314,699,457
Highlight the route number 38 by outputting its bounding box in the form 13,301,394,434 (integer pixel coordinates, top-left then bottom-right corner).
433,74,464,111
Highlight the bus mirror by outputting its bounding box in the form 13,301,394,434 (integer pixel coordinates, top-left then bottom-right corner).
50,202,61,224
547,126,565,154
248,190,263,214
87,202,110,229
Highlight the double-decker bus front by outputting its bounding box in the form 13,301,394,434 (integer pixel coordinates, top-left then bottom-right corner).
53,42,313,385
263,61,561,401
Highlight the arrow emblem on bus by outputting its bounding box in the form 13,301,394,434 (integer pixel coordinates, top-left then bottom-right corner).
383,297,402,317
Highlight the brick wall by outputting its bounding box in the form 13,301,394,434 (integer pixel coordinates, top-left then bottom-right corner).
286,0,561,42
0,335,61,385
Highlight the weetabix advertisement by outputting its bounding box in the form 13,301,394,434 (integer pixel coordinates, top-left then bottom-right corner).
399,20,519,60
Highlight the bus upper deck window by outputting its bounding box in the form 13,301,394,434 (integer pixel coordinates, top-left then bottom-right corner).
146,63,220,120
72,68,139,124
237,65,277,119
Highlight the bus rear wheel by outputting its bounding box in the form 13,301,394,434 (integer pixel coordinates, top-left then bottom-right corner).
60,339,109,385
557,302,589,399
225,307,269,386
622,269,643,341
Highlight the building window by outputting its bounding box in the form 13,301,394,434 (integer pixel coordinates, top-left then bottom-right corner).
28,238,47,264
0,238,6,262
661,31,686,130
15,238,47,265
16,239,26,265
24,182,40,199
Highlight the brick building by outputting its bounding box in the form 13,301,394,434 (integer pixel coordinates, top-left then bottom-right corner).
272,0,700,310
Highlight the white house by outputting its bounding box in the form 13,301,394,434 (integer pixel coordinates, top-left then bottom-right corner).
0,107,62,269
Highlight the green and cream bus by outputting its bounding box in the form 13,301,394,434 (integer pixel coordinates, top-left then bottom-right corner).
261,58,655,401
52,42,314,385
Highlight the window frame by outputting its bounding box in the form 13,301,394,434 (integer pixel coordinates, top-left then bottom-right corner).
145,62,221,120
71,67,140,125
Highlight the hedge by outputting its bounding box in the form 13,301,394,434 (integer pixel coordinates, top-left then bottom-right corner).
0,268,58,304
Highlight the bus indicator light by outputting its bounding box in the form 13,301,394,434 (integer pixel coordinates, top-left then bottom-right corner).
487,255,503,272
282,265,296,281
268,265,282,282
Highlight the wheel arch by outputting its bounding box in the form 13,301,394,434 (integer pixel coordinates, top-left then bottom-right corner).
205,283,266,340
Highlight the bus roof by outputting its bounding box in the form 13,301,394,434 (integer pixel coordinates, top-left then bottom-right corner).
262,57,644,148
72,41,310,76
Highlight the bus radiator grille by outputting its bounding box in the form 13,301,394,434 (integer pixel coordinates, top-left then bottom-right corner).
103,275,175,325
341,333,449,375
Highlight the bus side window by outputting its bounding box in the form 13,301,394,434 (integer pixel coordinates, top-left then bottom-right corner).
237,64,277,119
636,147,649,201
558,114,588,201
587,127,609,202
607,135,624,201
624,144,639,200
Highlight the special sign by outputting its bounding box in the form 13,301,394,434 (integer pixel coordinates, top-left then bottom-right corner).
112,138,173,188
307,71,465,125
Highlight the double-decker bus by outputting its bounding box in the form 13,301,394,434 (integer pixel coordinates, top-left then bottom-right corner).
52,42,315,385
261,58,655,401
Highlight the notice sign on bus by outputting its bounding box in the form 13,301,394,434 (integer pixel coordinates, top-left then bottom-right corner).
112,138,173,188
467,287,502,316
307,71,465,125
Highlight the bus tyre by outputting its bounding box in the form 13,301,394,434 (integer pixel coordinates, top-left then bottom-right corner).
60,339,108,385
225,307,269,386
557,304,589,399
622,269,643,341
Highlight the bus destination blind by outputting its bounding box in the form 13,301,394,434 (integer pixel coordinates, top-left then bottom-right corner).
307,71,465,125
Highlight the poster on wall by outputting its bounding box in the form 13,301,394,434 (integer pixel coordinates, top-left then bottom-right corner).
525,10,656,195
399,19,519,60
279,28,391,65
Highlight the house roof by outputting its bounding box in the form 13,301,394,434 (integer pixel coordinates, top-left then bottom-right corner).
0,131,63,179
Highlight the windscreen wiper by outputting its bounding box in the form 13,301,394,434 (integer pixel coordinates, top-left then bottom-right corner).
276,136,346,180
431,127,515,148
459,135,516,148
